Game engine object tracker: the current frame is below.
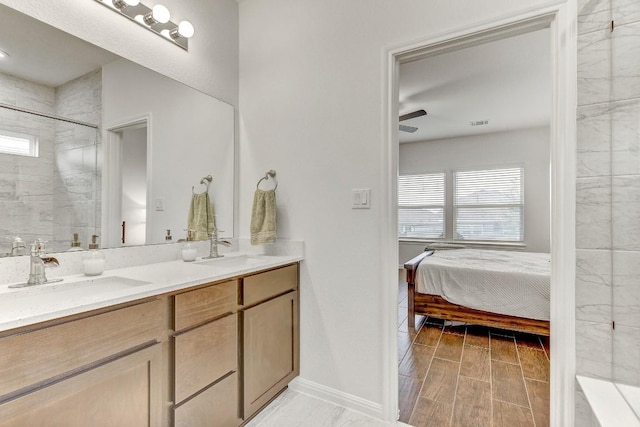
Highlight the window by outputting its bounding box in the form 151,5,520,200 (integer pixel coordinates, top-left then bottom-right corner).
398,173,445,239
0,131,39,157
453,167,523,242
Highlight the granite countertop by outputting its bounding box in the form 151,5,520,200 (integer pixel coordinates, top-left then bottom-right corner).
0,252,302,333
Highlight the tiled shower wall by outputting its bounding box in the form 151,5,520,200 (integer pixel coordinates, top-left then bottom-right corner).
52,70,102,251
576,0,640,423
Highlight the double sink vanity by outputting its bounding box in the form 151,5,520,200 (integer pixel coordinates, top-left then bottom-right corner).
0,251,302,426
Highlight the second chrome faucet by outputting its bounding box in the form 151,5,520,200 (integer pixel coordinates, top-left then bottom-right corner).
203,230,232,259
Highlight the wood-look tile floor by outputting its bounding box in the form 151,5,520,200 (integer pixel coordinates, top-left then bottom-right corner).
398,282,550,427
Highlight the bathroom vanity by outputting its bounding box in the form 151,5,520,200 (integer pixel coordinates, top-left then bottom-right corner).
0,254,300,426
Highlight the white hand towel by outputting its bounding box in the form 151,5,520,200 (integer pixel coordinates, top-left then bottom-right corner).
250,189,276,245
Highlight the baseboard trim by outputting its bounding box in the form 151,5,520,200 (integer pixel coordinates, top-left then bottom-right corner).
288,377,385,420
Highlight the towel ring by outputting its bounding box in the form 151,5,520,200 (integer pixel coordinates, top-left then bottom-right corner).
193,175,213,194
256,170,278,190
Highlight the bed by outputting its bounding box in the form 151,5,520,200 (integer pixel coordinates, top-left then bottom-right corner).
403,248,550,336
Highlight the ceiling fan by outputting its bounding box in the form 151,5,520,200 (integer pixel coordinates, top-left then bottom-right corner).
399,109,427,133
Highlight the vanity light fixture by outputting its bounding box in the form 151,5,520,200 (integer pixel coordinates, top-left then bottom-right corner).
112,0,139,9
93,0,193,50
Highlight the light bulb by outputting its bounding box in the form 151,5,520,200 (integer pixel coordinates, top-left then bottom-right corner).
143,4,170,25
171,20,194,39
178,21,194,38
152,4,170,23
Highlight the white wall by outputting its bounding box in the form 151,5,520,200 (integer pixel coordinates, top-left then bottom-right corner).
103,59,234,245
0,0,239,106
399,127,551,263
239,0,555,411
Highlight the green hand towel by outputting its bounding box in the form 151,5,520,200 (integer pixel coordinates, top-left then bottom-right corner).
250,189,276,245
188,192,216,240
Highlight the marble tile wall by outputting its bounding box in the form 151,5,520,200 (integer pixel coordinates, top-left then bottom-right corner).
577,0,640,423
0,72,56,253
52,69,102,252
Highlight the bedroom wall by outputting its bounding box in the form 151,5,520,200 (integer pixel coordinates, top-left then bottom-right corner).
398,126,551,264
239,0,557,414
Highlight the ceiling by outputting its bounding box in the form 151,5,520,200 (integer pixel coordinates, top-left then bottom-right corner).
398,28,551,144
0,6,119,87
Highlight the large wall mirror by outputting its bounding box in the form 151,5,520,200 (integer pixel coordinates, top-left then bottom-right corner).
0,5,234,255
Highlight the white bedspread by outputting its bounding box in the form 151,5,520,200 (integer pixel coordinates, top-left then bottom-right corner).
416,249,550,321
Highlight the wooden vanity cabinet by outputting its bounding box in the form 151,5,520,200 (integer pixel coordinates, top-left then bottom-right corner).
241,264,299,421
172,279,240,426
0,262,300,427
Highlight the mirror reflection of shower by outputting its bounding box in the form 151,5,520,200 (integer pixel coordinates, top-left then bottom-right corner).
0,102,99,255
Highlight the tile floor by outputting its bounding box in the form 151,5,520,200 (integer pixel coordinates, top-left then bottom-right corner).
398,281,550,427
245,388,405,426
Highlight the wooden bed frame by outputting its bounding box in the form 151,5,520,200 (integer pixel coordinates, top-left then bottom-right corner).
403,251,550,336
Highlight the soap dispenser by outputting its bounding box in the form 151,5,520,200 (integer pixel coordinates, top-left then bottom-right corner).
181,230,197,262
68,233,83,251
83,235,105,276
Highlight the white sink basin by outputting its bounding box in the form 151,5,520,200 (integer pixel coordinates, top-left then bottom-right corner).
64,276,151,291
194,254,266,269
0,276,151,311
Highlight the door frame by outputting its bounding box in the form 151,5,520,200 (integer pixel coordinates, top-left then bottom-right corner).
102,114,152,248
381,2,577,425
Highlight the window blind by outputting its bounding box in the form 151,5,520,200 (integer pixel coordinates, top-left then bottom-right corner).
398,173,445,239
453,167,523,241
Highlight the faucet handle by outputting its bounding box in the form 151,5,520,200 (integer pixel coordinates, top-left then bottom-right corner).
31,239,45,255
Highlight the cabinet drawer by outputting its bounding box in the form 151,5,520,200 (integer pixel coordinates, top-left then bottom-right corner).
174,372,238,427
174,313,237,404
243,264,298,306
0,299,163,398
174,280,237,331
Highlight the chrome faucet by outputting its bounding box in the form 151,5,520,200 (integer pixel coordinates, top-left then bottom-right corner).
16,239,62,287
8,240,63,288
203,230,232,259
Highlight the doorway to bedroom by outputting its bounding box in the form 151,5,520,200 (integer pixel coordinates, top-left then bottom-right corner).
395,24,552,426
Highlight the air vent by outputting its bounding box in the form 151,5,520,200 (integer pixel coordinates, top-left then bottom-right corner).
470,120,489,126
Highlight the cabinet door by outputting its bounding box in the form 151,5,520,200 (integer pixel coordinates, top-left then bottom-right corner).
174,372,238,427
243,291,298,418
0,344,162,427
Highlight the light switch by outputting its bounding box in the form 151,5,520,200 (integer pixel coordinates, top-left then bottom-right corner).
352,189,371,209
154,198,164,211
